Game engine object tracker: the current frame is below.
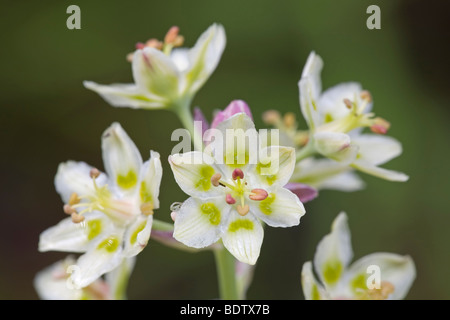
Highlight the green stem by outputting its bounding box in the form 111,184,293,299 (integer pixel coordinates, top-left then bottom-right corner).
296,140,316,162
173,99,204,151
214,247,239,300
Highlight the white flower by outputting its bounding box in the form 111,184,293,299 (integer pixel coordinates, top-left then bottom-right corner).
84,24,226,110
39,122,162,287
169,113,306,265
34,256,135,300
301,212,416,300
297,51,408,182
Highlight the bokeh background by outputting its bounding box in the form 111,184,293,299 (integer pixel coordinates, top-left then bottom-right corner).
1,0,449,300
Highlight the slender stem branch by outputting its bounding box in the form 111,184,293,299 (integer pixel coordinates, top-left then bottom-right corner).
296,140,316,162
214,247,239,300
173,99,204,151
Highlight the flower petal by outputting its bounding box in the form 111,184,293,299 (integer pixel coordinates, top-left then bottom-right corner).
353,134,403,166
317,171,365,192
132,47,179,101
352,159,409,182
139,151,163,209
71,231,125,288
250,146,296,188
211,113,257,170
34,257,83,300
39,212,112,253
173,197,229,248
170,48,190,73
83,81,166,109
314,132,358,164
123,215,153,258
54,161,107,204
301,261,328,300
284,183,318,203
249,187,305,228
183,23,226,95
318,82,367,122
169,152,225,198
222,210,264,265
102,122,143,193
314,212,353,289
298,52,323,129
342,253,416,300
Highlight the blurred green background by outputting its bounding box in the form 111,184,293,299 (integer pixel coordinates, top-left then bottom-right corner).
1,0,449,299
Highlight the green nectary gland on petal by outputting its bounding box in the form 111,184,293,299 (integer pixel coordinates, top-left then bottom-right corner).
140,181,153,203
351,273,367,294
117,170,138,190
256,161,277,185
130,221,147,245
322,258,343,285
195,165,215,191
259,193,276,215
201,202,221,225
86,219,103,240
311,284,321,300
229,219,253,232
97,236,120,253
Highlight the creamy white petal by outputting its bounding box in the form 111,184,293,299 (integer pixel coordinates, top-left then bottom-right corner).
39,212,112,253
83,81,166,109
352,159,409,182
132,47,179,100
102,122,143,193
318,82,366,121
314,132,358,164
71,231,125,288
249,187,305,228
123,215,153,258
301,261,328,300
342,253,416,300
298,52,323,129
318,171,365,192
139,151,162,209
173,197,229,248
249,146,296,188
212,113,257,171
314,212,353,289
54,161,107,204
353,134,403,166
170,48,190,73
169,152,225,199
34,257,83,300
184,23,226,95
222,210,264,265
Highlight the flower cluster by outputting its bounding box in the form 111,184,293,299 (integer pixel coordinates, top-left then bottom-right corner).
36,24,415,300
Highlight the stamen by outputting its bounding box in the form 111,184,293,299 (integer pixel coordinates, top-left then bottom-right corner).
283,112,296,128
262,110,281,125
367,281,395,300
71,213,85,223
63,204,76,215
135,42,146,50
226,194,236,205
145,38,163,50
211,173,222,187
249,189,269,201
343,98,353,109
370,117,390,134
69,192,80,205
360,90,372,102
140,202,154,216
232,168,244,180
172,35,184,47
237,204,250,216
164,26,180,44
90,168,100,179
